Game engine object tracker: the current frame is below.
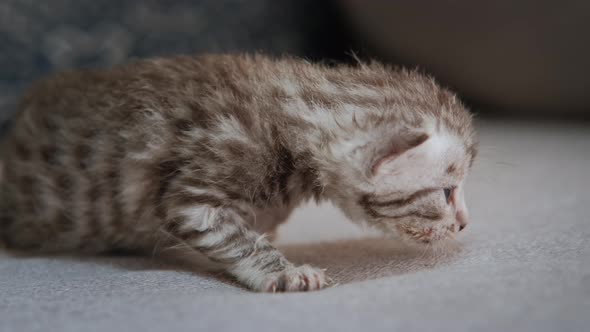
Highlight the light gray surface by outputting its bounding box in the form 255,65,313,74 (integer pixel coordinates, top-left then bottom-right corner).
1,120,589,332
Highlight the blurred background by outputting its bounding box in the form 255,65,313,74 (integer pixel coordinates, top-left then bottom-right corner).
1,0,590,134
1,3,589,330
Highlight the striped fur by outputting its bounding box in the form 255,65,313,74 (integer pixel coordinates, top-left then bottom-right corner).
0,54,476,291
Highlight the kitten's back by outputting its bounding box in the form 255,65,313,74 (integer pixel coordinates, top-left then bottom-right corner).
0,55,310,253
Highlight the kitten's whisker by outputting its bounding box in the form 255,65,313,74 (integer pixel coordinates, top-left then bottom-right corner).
493,161,519,167
420,242,432,261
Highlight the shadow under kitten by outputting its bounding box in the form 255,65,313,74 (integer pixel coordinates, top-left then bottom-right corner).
2,237,462,289
281,237,462,285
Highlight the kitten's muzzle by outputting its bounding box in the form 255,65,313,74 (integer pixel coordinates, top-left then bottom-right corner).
455,209,468,231
450,186,468,232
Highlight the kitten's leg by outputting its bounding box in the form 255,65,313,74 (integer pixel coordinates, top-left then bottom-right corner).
163,203,327,292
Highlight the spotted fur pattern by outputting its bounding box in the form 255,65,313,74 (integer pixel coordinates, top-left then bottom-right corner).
0,54,477,292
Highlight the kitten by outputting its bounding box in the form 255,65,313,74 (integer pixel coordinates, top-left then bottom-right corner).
0,54,477,292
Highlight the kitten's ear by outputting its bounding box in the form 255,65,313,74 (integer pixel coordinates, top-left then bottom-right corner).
370,131,429,175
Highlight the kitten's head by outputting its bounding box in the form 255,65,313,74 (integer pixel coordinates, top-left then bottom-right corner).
330,121,476,245
320,74,477,246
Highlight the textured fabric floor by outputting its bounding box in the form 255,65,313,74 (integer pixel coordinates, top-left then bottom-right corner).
1,119,589,332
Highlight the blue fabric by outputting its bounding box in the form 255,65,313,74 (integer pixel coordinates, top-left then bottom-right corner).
0,0,333,129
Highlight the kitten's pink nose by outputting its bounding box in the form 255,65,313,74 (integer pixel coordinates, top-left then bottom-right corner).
456,210,468,231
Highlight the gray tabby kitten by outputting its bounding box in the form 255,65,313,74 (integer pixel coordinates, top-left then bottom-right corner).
0,54,477,292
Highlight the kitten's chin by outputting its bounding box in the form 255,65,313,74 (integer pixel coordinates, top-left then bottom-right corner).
376,225,462,256
391,223,459,247
395,234,463,257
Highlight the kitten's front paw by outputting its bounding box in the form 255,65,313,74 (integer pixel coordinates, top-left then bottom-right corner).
264,265,328,293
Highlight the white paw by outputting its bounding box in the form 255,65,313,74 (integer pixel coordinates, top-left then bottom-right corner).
263,265,329,292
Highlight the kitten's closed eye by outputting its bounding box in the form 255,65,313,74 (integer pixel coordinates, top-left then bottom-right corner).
443,187,453,203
